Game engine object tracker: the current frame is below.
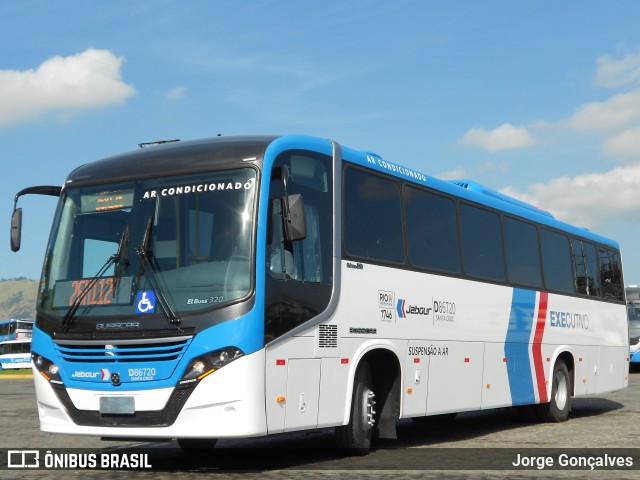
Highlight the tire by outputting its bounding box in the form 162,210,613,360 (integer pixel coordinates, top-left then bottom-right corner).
535,360,571,422
335,362,376,454
176,438,218,450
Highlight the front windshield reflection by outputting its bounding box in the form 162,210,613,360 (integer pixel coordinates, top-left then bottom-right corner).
39,169,257,319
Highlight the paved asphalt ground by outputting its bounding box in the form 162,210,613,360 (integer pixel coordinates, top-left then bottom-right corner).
0,367,639,479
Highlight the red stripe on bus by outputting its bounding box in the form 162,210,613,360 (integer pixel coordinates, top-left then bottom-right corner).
532,292,549,403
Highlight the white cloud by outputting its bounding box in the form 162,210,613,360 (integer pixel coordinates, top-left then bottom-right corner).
567,91,640,132
0,48,135,127
603,125,640,159
501,164,640,228
166,86,187,101
460,123,535,152
595,52,640,89
438,166,468,180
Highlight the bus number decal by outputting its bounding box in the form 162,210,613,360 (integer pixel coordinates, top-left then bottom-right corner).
128,368,156,381
433,300,456,323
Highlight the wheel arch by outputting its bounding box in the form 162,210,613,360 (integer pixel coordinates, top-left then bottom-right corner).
344,343,402,439
549,348,576,398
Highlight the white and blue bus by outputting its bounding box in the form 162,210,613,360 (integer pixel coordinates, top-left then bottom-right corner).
11,135,628,451
0,338,32,370
626,286,640,368
0,319,34,342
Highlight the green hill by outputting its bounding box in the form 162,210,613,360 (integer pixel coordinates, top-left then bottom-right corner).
0,278,38,320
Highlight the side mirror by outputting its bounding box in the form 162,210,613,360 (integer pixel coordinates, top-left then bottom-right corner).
284,194,306,241
10,185,61,253
10,208,22,252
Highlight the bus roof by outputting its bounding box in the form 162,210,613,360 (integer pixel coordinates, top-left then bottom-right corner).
340,143,620,251
62,134,619,251
65,136,278,188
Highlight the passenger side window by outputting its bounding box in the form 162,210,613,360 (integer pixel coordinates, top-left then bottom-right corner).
343,167,404,264
504,217,542,288
459,203,505,282
572,239,601,297
540,229,574,294
599,247,623,301
403,186,460,273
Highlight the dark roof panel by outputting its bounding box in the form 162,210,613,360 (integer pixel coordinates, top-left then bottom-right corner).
65,136,278,187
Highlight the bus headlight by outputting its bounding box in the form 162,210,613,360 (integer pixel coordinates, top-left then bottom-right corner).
32,353,63,385
178,347,244,386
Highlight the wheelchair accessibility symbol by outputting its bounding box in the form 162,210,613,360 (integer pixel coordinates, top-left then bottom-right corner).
135,291,156,314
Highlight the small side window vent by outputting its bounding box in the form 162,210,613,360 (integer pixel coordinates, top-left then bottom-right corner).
318,324,338,348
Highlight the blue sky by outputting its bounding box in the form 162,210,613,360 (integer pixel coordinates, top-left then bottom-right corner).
3,1,640,285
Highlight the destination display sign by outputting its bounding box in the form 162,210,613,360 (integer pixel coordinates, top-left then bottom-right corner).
52,277,133,309
81,190,134,213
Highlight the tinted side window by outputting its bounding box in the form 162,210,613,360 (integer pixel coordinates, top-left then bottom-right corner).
572,239,587,295
572,239,601,297
504,217,542,288
540,229,574,294
403,186,460,273
459,203,505,282
343,167,404,264
599,248,624,301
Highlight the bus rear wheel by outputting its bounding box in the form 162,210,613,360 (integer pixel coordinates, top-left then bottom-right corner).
335,361,376,454
535,360,571,422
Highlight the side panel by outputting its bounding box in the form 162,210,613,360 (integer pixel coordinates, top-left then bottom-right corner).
262,260,628,433
481,342,512,409
337,261,628,419
317,356,349,428
284,359,321,431
572,346,596,397
265,336,322,434
594,346,628,394
427,341,484,414
402,340,429,417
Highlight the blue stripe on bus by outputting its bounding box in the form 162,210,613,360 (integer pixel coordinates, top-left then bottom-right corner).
505,288,536,405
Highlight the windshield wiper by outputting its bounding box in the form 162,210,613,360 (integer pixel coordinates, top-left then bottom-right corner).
135,215,182,326
112,224,130,296
61,225,130,332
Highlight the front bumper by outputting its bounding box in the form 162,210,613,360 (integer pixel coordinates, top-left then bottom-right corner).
34,350,267,439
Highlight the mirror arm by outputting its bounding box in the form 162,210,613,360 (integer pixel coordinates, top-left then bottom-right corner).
280,166,292,224
10,185,62,252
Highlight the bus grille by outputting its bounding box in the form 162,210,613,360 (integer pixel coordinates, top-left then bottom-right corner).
52,383,194,427
53,337,192,363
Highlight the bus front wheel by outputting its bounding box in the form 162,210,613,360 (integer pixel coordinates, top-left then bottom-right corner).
535,360,571,423
335,361,376,454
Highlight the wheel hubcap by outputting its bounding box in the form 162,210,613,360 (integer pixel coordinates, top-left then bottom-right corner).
361,388,376,428
554,371,568,410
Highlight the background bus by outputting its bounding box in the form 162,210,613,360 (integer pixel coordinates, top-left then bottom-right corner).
626,286,640,369
0,319,34,342
10,135,628,452
0,338,31,370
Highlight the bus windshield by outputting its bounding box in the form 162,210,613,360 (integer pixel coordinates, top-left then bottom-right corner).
38,168,257,319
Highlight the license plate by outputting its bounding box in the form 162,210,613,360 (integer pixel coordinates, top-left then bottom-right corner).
99,396,135,414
